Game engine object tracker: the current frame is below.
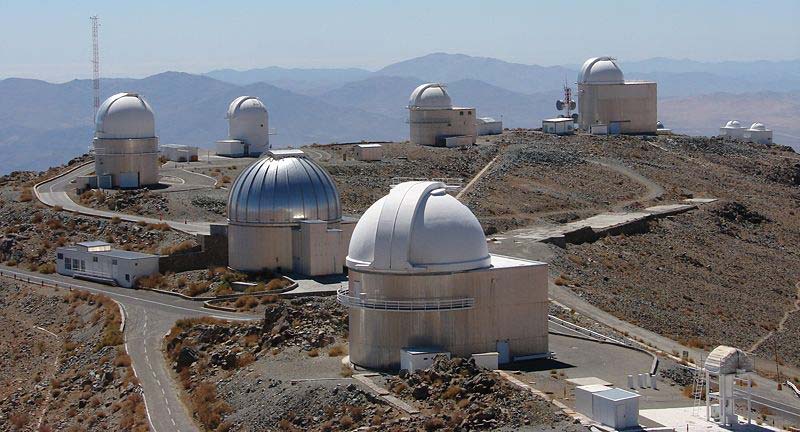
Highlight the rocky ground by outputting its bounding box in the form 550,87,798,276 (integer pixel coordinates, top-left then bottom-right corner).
164,297,583,431
0,280,147,431
77,188,170,216
137,268,291,298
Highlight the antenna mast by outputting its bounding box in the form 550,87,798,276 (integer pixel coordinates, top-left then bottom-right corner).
90,15,100,117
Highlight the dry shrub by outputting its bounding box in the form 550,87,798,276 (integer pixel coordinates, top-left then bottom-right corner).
328,345,347,357
160,240,196,255
234,295,259,310
266,278,291,291
424,417,446,431
110,216,121,224
37,262,56,274
114,349,132,367
10,411,29,429
554,274,571,286
147,222,171,232
260,295,278,304
339,415,354,428
340,365,353,377
307,349,319,357
18,188,33,202
237,352,256,368
186,281,210,297
192,382,231,430
442,385,462,399
136,273,165,289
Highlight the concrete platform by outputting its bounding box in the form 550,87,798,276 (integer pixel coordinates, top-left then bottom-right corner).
684,198,719,204
640,406,779,431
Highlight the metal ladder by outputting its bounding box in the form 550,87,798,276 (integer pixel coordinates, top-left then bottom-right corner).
691,367,706,417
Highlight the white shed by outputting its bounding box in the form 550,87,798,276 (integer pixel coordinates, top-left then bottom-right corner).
476,117,503,136
161,144,199,162
542,118,575,135
216,139,246,157
354,144,383,161
56,241,159,288
576,386,640,429
400,348,450,372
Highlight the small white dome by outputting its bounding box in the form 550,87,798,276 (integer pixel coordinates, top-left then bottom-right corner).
95,93,156,139
749,122,767,131
578,57,625,84
408,83,453,110
347,181,491,274
725,120,742,128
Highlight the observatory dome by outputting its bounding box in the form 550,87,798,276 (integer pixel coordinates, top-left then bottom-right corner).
227,153,341,225
726,120,742,128
347,181,491,274
749,122,767,131
227,96,267,121
408,83,453,110
578,57,625,84
95,93,156,139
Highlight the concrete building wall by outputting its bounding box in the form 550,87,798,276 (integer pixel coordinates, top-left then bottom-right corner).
354,145,383,161
477,120,503,136
347,263,549,370
744,130,773,145
578,82,657,134
719,127,745,139
292,221,348,276
228,224,293,273
94,137,159,188
56,247,159,288
409,108,477,146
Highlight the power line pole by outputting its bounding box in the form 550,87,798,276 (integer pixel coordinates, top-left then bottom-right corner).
90,15,100,118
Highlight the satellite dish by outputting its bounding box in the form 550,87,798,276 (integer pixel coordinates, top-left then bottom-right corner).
556,100,564,111
569,101,576,110
571,113,579,121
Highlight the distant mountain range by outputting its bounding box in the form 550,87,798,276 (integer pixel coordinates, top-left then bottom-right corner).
1,53,798,174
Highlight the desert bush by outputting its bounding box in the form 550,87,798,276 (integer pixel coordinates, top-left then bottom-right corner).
186,281,210,297
18,188,33,202
110,216,121,224
192,382,231,430
9,411,29,429
136,273,165,289
234,295,259,310
37,262,56,274
147,222,171,232
328,345,347,357
307,349,319,357
442,385,462,399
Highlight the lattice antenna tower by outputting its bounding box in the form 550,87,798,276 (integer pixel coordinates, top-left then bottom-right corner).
90,16,100,118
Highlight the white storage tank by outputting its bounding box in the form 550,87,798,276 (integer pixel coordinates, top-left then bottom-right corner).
93,93,160,188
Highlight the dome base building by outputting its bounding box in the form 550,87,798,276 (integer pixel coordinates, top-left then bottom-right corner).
227,149,355,276
719,120,746,139
743,122,772,145
408,83,477,146
93,93,160,189
216,96,270,157
341,181,549,370
577,57,657,135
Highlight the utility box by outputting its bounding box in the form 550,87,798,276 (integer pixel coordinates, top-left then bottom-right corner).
471,352,499,370
354,144,383,161
576,386,639,429
118,172,140,189
590,123,609,135
444,135,474,148
216,139,246,157
542,118,574,135
400,348,450,372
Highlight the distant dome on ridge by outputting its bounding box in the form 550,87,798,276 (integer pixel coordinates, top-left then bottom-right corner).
408,83,453,110
578,57,625,85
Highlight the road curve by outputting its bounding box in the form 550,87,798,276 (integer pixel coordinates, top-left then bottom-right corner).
0,265,258,432
34,163,212,235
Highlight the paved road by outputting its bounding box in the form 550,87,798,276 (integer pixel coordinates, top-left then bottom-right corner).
35,163,212,235
0,265,258,432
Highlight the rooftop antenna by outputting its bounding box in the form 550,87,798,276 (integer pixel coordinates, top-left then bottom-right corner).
90,15,100,119
555,78,575,118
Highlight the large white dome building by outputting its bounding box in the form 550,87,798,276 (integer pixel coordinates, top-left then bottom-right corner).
743,122,773,145
407,83,477,146
719,119,746,139
577,57,657,134
341,181,549,370
226,149,355,276
217,96,269,157
93,93,159,188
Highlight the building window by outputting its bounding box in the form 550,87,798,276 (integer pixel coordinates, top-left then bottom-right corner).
112,259,118,265
125,274,130,282
460,111,464,116
73,258,79,269
80,260,86,271
468,111,473,115
92,257,98,262
57,253,63,259
65,259,71,270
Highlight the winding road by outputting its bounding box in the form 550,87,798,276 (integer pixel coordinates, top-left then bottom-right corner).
0,265,258,432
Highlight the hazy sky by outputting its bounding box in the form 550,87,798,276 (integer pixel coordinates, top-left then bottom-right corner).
2,0,799,82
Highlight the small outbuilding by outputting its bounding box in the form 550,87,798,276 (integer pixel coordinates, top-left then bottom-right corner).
160,144,198,162
400,348,450,372
217,96,270,157
56,241,159,288
575,386,640,429
542,118,575,135
354,144,383,161
476,117,503,136
408,83,477,146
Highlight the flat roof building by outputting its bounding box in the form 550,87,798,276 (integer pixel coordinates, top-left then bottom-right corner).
56,241,159,288
340,181,549,370
160,144,199,162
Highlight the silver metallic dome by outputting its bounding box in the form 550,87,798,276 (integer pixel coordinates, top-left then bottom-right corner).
227,151,342,225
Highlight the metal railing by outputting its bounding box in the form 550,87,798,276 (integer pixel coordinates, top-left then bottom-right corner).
336,288,474,312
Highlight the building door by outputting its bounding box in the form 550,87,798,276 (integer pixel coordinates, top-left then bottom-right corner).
609,122,621,135
496,340,510,364
615,404,626,427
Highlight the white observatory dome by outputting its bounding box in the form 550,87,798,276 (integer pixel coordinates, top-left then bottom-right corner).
578,57,625,84
408,83,453,110
227,152,341,225
227,96,268,120
227,96,269,154
95,93,156,139
347,181,491,274
726,120,742,128
749,122,767,131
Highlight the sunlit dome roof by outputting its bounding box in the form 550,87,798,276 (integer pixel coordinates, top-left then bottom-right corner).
95,93,156,139
347,181,491,274
408,83,453,110
578,57,625,84
227,151,341,225
749,122,767,131
227,96,267,119
725,120,742,128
